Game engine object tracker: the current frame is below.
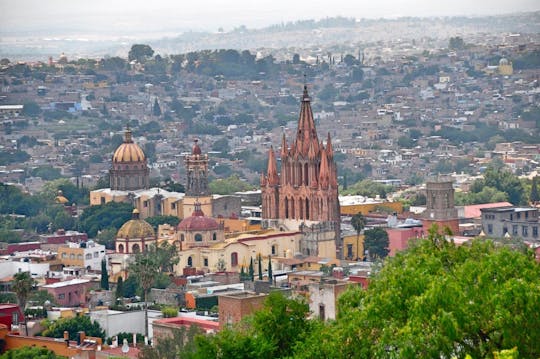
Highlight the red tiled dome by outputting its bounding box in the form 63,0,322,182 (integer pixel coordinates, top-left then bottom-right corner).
178,204,219,231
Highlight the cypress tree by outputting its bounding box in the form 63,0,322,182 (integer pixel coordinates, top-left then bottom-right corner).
249,257,254,281
268,256,273,284
116,277,124,298
531,177,539,204
258,254,263,280
100,259,109,290
240,265,246,281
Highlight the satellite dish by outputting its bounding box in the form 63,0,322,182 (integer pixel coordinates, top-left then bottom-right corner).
121,339,130,354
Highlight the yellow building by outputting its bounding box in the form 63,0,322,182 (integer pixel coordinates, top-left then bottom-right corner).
115,209,157,254
498,58,513,76
342,233,365,261
339,196,403,216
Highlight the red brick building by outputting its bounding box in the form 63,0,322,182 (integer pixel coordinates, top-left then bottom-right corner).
218,292,267,328
261,86,339,225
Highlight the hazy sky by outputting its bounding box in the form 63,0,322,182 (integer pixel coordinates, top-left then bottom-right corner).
1,0,539,35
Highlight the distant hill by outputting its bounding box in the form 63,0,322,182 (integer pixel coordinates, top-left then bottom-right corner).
1,12,539,61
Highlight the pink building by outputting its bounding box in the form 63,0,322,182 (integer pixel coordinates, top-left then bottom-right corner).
387,227,424,256
42,279,94,307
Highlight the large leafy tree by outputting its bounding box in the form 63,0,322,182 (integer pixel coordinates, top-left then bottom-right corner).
78,202,133,237
363,227,389,259
193,292,310,359
128,243,178,338
295,228,540,358
42,315,105,341
128,44,154,63
0,346,66,359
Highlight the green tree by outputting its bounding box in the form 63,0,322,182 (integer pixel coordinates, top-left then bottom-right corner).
79,202,133,237
530,176,539,204
295,232,540,358
100,259,109,290
351,212,366,260
12,271,35,335
115,277,124,299
152,99,161,116
28,289,56,306
0,346,66,359
128,243,178,337
363,227,389,259
258,254,263,280
42,315,105,341
209,174,252,195
267,256,273,283
449,36,465,50
22,101,42,117
249,257,254,281
145,215,180,230
128,44,154,63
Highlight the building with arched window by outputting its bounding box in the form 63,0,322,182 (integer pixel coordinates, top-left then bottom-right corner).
115,209,157,254
176,202,224,249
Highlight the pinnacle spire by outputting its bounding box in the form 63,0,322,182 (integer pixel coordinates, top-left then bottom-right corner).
295,85,319,157
326,132,334,159
266,146,279,186
319,148,329,188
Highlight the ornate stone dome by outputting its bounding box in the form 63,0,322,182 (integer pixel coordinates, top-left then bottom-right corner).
117,209,155,239
178,203,219,231
112,128,145,163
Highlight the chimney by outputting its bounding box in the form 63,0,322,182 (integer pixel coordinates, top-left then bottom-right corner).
64,331,69,346
77,331,86,345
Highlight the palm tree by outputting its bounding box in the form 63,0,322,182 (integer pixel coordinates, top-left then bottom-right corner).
351,213,366,260
129,253,159,339
12,271,35,335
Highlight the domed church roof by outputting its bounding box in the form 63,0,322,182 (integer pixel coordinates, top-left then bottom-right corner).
117,209,155,239
178,202,219,231
112,128,146,163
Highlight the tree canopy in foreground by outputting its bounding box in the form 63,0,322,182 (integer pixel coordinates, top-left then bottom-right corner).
295,230,540,358
140,229,540,358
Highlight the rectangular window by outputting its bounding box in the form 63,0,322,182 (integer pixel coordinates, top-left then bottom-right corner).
522,226,528,237
347,244,353,259
144,201,148,208
58,293,65,300
203,258,208,267
533,227,538,237
512,225,518,236
12,312,18,325
517,212,521,219
487,224,493,234
319,304,325,321
171,203,176,210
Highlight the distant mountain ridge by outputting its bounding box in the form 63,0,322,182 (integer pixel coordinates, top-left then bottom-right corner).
1,12,539,61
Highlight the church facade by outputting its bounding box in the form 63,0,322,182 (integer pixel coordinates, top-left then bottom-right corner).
261,86,340,256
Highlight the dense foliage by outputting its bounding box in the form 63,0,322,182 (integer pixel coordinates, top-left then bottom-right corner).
41,315,105,341
78,202,133,237
295,232,540,358
0,346,66,359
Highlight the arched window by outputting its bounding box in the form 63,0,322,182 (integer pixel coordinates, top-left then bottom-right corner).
132,244,140,253
212,233,217,241
187,256,193,267
231,252,238,267
118,244,124,253
285,197,289,218
173,240,181,248
305,198,310,219
195,233,203,242
180,234,185,241
85,254,92,260
70,253,75,259
304,163,308,185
